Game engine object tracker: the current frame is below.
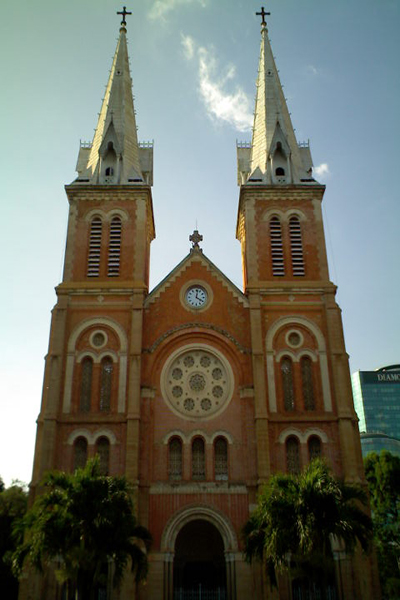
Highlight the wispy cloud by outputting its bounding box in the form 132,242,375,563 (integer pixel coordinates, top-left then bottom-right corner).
181,34,195,60
181,35,253,132
314,163,331,179
307,64,320,76
149,0,207,20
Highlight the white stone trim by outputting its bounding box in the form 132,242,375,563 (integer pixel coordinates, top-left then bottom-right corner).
63,353,75,413
266,316,332,413
67,429,92,445
118,354,127,413
275,349,297,363
266,351,277,412
319,351,333,411
210,431,234,444
286,209,307,222
278,427,328,444
161,504,238,553
163,430,186,445
304,428,328,443
84,209,108,223
93,429,117,444
297,349,318,362
63,317,128,415
262,208,286,222
67,317,128,353
98,350,118,363
106,208,129,222
278,428,303,444
67,428,117,446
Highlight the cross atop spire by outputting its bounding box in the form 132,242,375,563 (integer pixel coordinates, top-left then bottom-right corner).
117,6,132,26
256,6,270,28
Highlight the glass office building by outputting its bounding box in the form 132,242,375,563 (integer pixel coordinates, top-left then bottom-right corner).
352,365,400,457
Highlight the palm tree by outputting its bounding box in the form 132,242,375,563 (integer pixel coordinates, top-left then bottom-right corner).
243,459,372,599
12,459,151,600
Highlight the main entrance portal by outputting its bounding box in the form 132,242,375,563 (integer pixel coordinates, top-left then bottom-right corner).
173,519,227,599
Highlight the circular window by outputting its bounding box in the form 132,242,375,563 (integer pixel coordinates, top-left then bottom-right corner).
286,330,304,348
90,330,108,349
161,345,234,420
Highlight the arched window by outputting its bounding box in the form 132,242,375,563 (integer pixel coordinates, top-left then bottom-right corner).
87,217,102,277
192,438,205,481
214,437,228,481
301,356,315,410
107,217,122,277
308,436,322,462
289,216,305,276
281,357,295,411
100,357,113,412
96,437,110,475
105,167,114,177
275,167,285,176
80,357,93,412
286,437,300,474
270,217,285,276
73,437,88,471
169,437,183,481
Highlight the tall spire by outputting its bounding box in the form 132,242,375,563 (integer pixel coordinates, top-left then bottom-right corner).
74,13,152,185
238,9,315,185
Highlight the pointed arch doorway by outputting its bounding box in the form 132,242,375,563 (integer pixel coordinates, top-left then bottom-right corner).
173,519,227,599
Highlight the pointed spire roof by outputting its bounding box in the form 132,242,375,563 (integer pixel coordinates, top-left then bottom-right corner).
247,18,314,184
74,21,152,185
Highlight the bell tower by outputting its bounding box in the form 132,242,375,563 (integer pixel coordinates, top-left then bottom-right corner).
30,11,154,495
236,10,365,484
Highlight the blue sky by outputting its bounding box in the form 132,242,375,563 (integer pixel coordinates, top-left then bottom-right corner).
1,0,399,485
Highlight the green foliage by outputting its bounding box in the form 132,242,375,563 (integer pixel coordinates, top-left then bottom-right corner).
12,460,151,600
0,480,28,600
364,451,400,599
243,460,372,593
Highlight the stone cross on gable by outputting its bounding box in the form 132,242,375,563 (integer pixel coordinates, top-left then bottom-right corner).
189,229,203,250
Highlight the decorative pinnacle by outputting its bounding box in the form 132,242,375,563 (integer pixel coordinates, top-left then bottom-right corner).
189,229,203,250
256,6,270,28
117,6,132,26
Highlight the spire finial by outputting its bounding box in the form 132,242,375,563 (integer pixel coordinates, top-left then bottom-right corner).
189,229,203,250
117,6,132,27
256,6,270,28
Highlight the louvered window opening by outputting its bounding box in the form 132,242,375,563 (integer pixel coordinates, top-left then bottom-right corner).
281,357,295,411
270,217,285,276
96,437,110,475
73,438,88,471
286,437,300,474
100,358,113,412
169,438,183,481
308,437,322,462
289,217,305,276
215,438,228,481
107,217,122,277
301,356,315,410
192,438,206,481
87,218,102,277
80,358,93,412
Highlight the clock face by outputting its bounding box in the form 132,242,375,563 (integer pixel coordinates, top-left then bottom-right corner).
185,285,208,308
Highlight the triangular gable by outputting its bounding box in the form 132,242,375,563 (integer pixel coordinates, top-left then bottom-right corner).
145,249,248,308
268,121,291,159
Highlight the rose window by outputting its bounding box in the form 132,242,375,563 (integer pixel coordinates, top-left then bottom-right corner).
162,346,233,419
190,374,206,391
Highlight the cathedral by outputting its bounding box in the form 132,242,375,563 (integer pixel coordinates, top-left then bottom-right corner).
24,7,380,600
